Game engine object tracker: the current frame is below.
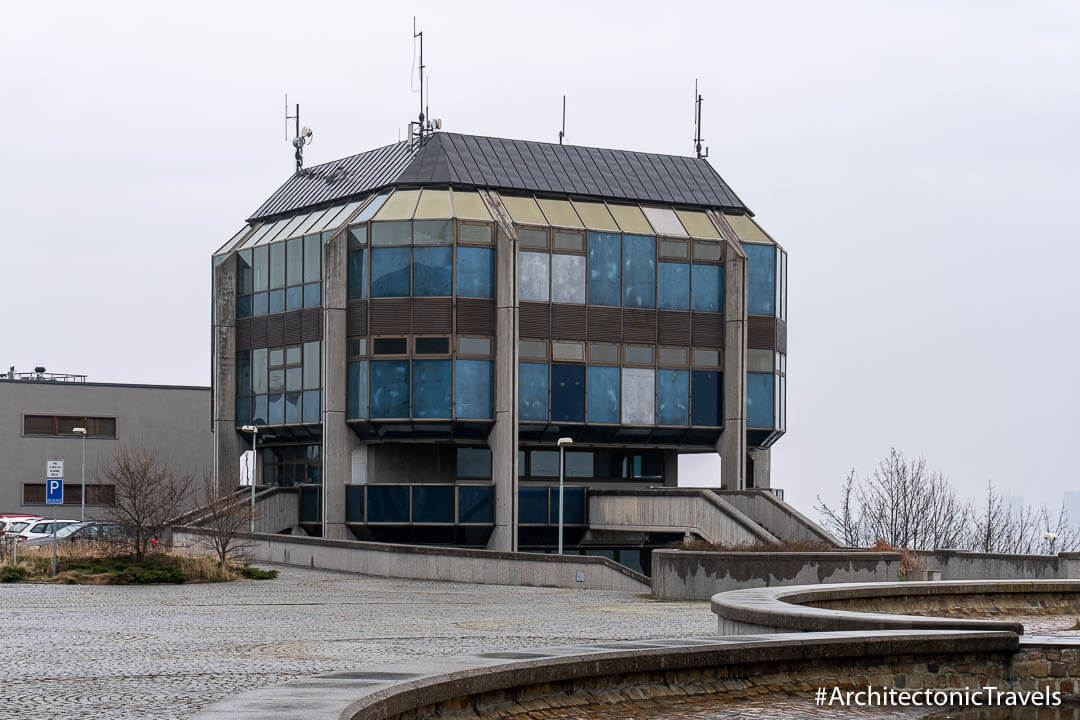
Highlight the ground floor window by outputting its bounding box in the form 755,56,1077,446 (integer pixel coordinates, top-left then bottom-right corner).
23,483,115,505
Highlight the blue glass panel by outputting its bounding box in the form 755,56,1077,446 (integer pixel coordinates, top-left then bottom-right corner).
550,486,586,524
411,359,452,418
413,246,453,296
656,369,690,425
302,389,320,423
346,485,365,522
458,485,494,523
457,448,492,478
622,234,656,308
371,247,411,297
518,486,549,524
286,285,303,311
285,391,301,424
236,295,252,319
587,232,621,306
455,359,493,419
691,264,722,313
747,372,775,428
370,359,409,418
300,486,321,522
346,361,368,419
744,243,776,315
550,364,585,423
658,262,690,310
456,246,494,298
586,366,620,423
236,351,251,395
251,394,268,425
269,289,285,314
235,396,250,426
251,292,268,316
303,282,321,307
519,362,548,421
412,485,454,523
691,370,721,426
347,248,366,300
354,192,389,222
367,485,409,522
268,393,284,425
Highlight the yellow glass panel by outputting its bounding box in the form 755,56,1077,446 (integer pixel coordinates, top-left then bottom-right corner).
537,198,583,228
373,189,421,220
450,190,492,221
724,213,773,244
608,204,653,234
572,201,619,231
414,189,452,219
676,210,721,239
500,195,547,225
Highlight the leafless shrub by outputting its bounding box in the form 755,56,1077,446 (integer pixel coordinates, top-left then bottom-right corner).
193,473,254,568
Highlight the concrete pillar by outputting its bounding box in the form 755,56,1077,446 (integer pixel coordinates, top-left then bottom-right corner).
748,447,771,489
482,191,518,552
321,228,352,539
211,255,241,492
711,213,747,491
663,449,680,487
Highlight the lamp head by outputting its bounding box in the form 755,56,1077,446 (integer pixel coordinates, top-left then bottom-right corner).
1044,532,1058,541
557,437,573,447
72,427,87,435
241,425,259,434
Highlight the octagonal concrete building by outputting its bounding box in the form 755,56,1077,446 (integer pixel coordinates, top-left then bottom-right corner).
211,132,787,560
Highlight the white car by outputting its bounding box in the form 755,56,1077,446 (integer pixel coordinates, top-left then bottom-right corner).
16,518,80,543
0,515,44,536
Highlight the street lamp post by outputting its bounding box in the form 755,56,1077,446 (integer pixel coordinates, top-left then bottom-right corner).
72,427,87,522
241,425,259,533
556,437,573,555
1044,531,1058,555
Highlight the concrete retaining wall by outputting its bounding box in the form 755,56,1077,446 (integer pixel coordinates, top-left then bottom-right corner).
716,490,840,546
918,549,1080,581
171,527,650,592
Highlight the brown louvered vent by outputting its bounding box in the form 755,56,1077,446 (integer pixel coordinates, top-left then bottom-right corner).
412,298,453,334
747,315,776,350
519,302,550,338
775,318,787,354
587,307,621,342
551,304,586,340
235,318,251,350
266,313,285,347
622,308,657,344
457,298,496,335
283,311,303,345
370,299,411,335
657,311,691,346
692,313,725,347
347,300,368,336
302,307,323,342
250,316,268,348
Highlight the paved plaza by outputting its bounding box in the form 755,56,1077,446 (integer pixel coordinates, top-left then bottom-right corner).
0,565,713,720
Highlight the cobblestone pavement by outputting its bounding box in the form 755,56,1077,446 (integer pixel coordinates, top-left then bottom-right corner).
0,565,713,720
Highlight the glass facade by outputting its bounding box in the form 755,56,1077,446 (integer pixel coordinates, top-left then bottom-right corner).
236,233,322,319
744,242,776,316
235,341,321,427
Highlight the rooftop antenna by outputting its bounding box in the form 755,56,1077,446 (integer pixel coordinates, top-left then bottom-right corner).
558,95,566,145
408,17,440,150
285,93,313,172
693,80,708,159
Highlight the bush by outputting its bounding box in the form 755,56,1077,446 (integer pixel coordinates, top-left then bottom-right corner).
1,566,28,583
240,566,278,580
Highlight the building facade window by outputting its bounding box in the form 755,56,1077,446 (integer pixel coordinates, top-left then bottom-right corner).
744,242,776,316
236,341,321,427
23,484,115,505
23,415,116,438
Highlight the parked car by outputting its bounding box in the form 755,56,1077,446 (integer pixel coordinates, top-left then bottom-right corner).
0,514,43,536
23,521,133,547
16,518,80,543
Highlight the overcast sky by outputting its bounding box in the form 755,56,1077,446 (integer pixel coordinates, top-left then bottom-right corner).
2,1,1077,515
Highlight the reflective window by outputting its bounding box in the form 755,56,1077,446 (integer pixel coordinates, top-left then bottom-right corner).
370,247,411,297
553,231,584,251
251,394,267,425
458,337,491,356
519,251,550,302
269,241,286,289
656,369,690,425
252,292,268,316
252,349,268,394
411,359,452,418
286,285,303,311
302,390,320,424
415,337,450,354
458,485,494,523
624,345,654,364
347,249,366,300
459,223,492,244
660,239,688,258
744,243,776,315
519,362,548,421
349,225,368,247
303,235,321,283
691,264,722,313
551,341,584,362
530,451,559,477
690,370,720,426
588,343,619,363
747,349,774,372
371,221,412,246
455,359,493,419
519,340,547,360
565,452,593,477
413,246,453,296
517,227,548,248
586,365,620,423
747,372,775,428
551,253,585,304
658,261,690,310
237,250,253,294
519,486,549,522
413,486,454,523
269,289,285,314
457,449,492,479
303,341,320,390
285,391,301,424
413,219,453,245
236,351,251,395
692,349,720,367
621,368,655,424
456,247,494,298
346,360,369,419
550,363,585,422
693,241,723,261
622,234,656,308
370,359,410,418
268,393,284,425
587,232,621,306
367,485,410,523
303,282,321,307
373,337,407,354
286,238,303,286
659,347,688,366
642,207,686,236
236,295,251,319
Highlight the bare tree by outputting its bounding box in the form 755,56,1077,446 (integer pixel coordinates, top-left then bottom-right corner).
99,443,193,561
193,473,254,568
816,470,867,547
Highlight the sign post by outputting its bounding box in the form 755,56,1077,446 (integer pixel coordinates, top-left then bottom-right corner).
46,461,64,577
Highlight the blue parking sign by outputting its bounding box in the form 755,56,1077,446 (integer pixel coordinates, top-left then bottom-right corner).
46,478,64,505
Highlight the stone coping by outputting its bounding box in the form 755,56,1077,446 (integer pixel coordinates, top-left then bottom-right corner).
190,630,1018,720
710,579,1080,633
655,549,903,560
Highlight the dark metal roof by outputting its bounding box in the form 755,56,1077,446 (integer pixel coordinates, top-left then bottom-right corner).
248,132,748,221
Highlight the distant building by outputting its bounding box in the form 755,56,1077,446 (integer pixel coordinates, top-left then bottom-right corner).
211,132,788,552
0,369,211,519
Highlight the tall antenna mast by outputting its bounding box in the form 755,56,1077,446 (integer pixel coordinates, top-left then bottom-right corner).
408,18,441,149
693,80,708,159
558,95,566,144
285,93,313,173
414,17,425,134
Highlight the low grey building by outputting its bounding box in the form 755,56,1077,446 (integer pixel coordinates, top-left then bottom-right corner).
0,369,212,520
